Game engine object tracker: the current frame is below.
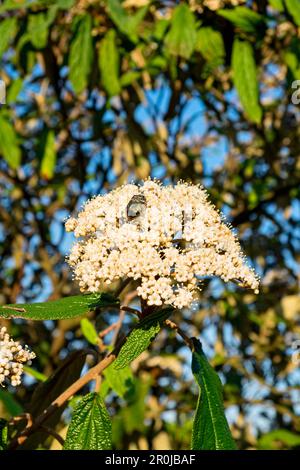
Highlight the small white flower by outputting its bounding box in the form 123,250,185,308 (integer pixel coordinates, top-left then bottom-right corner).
0,327,35,387
65,180,259,308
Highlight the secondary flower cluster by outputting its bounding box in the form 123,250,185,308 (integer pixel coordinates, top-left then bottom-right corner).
0,326,35,387
66,180,259,308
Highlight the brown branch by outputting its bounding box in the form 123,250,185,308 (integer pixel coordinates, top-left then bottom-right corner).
9,350,119,449
164,319,194,350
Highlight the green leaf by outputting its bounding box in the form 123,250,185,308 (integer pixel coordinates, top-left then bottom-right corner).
195,27,225,67
232,38,262,124
269,0,284,11
6,78,23,104
69,14,93,94
80,318,99,345
0,17,17,57
40,130,57,180
120,70,141,87
218,7,265,34
98,29,121,97
103,364,133,398
18,350,87,449
27,11,53,49
164,4,197,59
23,365,47,382
285,0,300,26
0,389,23,416
0,292,119,320
0,419,8,450
0,114,21,170
64,393,112,450
258,429,300,449
191,339,236,450
107,0,148,40
114,308,172,370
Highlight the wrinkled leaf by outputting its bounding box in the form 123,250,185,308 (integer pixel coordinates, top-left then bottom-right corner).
64,393,112,450
232,38,262,124
164,4,197,59
99,29,121,97
114,308,172,370
0,419,8,450
191,339,236,450
0,292,119,320
103,363,133,398
18,350,88,449
69,14,93,94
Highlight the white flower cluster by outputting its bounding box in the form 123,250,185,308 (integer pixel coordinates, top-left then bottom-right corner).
0,326,35,387
66,180,259,309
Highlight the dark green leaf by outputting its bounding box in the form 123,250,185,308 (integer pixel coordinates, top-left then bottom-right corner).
218,7,265,34
64,393,112,450
0,114,21,169
99,29,121,97
0,389,23,416
164,4,197,59
18,350,87,449
114,308,172,370
285,0,300,26
232,38,262,124
69,14,93,94
0,292,119,320
191,339,236,450
0,17,17,57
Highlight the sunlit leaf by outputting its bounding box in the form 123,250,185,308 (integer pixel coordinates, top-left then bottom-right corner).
218,7,265,34
69,14,93,94
114,308,172,369
164,4,197,59
0,114,21,170
80,318,99,345
232,38,262,124
40,129,57,180
0,17,17,57
0,293,119,320
98,29,121,97
285,0,300,26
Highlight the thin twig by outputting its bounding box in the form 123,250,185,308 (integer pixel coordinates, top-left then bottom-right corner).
39,425,65,447
164,319,194,350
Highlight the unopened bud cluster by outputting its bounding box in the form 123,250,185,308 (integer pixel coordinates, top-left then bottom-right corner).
66,180,259,309
0,326,35,387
